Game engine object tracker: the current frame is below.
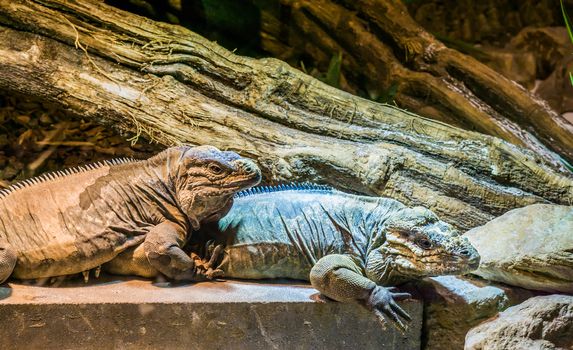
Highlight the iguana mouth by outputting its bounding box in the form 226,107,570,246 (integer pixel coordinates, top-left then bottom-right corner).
223,179,259,190
195,179,258,197
225,172,262,189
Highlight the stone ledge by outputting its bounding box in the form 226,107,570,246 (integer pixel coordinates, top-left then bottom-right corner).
0,278,422,350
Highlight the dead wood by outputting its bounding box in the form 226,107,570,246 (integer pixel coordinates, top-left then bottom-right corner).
0,0,571,231
259,0,573,165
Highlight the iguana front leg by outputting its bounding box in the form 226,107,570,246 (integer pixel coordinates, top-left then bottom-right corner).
309,254,411,331
142,221,210,281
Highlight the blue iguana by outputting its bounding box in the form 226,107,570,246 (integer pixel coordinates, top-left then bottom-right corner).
193,184,481,330
0,145,261,283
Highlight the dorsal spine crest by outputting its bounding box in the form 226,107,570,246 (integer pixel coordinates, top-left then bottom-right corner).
0,157,137,199
234,182,334,198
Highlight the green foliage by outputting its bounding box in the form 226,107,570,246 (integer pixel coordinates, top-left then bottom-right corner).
376,83,399,105
561,0,573,44
558,0,573,174
298,53,342,89
199,0,261,56
561,0,573,89
323,52,343,89
202,0,258,34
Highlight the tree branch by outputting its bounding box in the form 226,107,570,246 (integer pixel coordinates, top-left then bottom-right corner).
0,0,571,232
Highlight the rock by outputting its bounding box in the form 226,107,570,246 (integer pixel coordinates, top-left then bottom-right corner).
565,112,573,125
508,27,573,115
509,27,571,79
535,55,573,114
465,204,573,293
465,294,573,350
477,46,537,89
509,27,573,115
407,1,562,45
0,277,423,350
416,276,539,350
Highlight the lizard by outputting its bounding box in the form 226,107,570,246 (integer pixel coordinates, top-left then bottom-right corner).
0,145,261,284
192,183,481,330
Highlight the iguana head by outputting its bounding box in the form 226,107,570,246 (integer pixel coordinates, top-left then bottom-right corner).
365,206,480,286
175,145,261,230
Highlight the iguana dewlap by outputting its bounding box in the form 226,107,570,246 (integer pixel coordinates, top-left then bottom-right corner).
0,145,261,283
195,184,480,329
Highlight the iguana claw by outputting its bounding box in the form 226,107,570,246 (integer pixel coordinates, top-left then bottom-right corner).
366,286,412,333
82,270,89,283
190,243,225,280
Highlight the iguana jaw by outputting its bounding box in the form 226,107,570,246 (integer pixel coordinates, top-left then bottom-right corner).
365,207,480,285
366,237,480,285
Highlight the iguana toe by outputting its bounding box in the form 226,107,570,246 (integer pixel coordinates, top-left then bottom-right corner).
189,243,225,280
367,286,412,333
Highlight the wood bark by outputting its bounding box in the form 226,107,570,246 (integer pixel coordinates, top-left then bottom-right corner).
258,0,573,165
0,0,572,231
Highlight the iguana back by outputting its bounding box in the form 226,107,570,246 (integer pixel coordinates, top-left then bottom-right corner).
200,184,405,280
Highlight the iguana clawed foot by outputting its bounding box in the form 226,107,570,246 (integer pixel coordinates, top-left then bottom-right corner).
366,286,412,332
190,243,225,280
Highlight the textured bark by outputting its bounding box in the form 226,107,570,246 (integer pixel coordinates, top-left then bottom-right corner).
259,0,573,165
0,0,572,231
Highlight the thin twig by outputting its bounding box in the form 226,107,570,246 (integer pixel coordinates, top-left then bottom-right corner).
61,14,121,85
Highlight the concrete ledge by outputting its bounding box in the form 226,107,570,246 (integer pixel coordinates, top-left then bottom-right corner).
0,277,422,349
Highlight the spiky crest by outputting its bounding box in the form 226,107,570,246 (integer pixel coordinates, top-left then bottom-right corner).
234,182,335,198
0,157,136,199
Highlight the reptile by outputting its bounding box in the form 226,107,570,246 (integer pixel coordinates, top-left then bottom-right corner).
193,184,481,330
0,145,261,283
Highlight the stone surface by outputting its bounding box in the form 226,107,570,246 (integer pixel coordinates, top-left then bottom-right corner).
510,26,573,116
0,277,422,350
536,55,573,114
465,294,573,350
464,204,573,293
416,276,539,350
509,27,571,79
478,46,537,89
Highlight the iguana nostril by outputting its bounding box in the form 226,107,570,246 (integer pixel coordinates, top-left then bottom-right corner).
460,249,470,256
238,161,252,173
240,161,261,179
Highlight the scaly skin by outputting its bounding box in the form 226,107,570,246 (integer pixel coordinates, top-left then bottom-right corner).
0,145,261,283
195,184,480,330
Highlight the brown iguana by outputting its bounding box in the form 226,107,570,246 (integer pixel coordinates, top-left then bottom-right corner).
0,145,261,283
193,184,481,330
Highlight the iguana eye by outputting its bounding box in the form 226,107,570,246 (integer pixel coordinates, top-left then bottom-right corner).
417,238,432,250
207,163,224,175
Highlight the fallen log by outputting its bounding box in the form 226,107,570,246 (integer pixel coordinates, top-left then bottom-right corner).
259,0,573,164
0,0,571,231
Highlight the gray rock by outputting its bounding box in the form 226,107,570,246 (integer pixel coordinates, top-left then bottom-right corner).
478,46,537,89
464,204,573,293
0,277,422,350
536,55,573,114
416,276,539,350
465,294,573,350
509,27,571,79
